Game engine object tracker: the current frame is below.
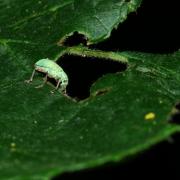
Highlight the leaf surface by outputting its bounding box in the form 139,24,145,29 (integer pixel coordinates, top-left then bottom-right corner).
1,0,180,179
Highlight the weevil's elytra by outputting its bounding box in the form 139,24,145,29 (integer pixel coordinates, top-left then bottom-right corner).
25,58,68,93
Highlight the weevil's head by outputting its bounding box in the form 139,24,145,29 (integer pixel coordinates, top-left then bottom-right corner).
34,58,52,73
35,58,51,67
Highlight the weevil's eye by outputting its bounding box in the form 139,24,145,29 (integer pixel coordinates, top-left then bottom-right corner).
63,79,68,83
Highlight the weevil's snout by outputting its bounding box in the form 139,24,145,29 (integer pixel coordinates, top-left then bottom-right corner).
35,67,47,74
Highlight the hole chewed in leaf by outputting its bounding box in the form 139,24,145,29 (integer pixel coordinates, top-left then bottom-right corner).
169,102,180,124
58,32,88,47
56,54,127,100
175,102,180,110
169,113,180,124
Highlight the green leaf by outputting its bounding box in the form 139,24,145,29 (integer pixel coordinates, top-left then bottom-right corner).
0,0,141,46
1,48,180,180
1,0,180,179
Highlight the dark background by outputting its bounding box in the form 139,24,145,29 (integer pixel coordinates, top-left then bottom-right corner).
92,0,180,53
54,0,180,179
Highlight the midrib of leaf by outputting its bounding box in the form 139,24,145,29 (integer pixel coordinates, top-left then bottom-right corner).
0,39,40,45
8,1,74,29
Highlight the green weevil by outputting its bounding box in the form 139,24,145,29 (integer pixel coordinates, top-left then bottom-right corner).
25,58,68,93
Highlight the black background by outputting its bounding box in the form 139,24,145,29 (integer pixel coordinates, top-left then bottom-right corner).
92,0,180,53
54,0,180,179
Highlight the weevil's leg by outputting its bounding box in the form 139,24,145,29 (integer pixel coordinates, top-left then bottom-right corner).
35,73,48,88
55,79,61,90
25,69,36,83
50,79,61,94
